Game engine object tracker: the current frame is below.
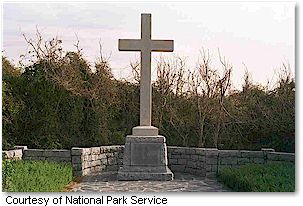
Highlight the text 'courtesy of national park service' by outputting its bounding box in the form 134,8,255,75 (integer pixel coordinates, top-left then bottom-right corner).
5,195,169,206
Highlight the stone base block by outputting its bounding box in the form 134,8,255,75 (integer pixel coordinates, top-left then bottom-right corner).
118,133,174,181
132,126,158,136
118,166,173,181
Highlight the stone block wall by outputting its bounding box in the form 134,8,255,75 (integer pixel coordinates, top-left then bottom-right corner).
71,146,124,177
2,149,23,160
167,147,295,178
2,145,294,179
23,149,71,163
266,152,295,164
2,146,28,160
167,147,219,178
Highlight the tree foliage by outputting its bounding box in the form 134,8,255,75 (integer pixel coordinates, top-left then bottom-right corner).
2,34,295,152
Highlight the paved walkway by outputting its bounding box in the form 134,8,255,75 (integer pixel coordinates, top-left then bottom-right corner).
71,172,229,192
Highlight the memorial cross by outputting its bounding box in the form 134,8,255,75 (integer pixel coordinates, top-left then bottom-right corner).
119,13,174,126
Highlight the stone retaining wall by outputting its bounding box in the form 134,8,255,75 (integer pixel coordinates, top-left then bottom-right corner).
23,149,71,163
2,145,294,179
2,146,28,160
71,146,124,177
2,149,23,160
167,147,295,178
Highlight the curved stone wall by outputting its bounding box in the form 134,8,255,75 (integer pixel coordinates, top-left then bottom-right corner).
71,146,124,176
3,145,294,179
167,147,295,178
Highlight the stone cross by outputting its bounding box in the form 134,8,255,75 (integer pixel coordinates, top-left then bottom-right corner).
118,14,174,180
119,13,174,128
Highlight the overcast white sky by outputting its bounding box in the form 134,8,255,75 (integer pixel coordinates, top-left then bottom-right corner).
2,2,294,89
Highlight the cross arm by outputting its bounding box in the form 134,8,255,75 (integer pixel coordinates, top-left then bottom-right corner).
151,40,174,52
119,39,142,51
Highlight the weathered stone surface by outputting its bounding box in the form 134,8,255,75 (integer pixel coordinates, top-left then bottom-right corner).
205,165,212,172
132,126,159,136
131,143,163,166
183,148,196,155
187,160,198,168
267,152,280,161
90,147,100,155
184,167,197,174
82,148,91,155
72,156,82,164
177,158,187,165
171,154,181,159
71,148,83,156
46,157,70,163
118,134,172,180
180,154,190,159
211,164,218,172
90,160,97,167
3,151,14,159
170,164,185,172
83,155,91,161
205,172,217,179
219,157,238,165
100,158,107,165
107,158,117,165
196,161,204,168
91,155,97,161
83,168,90,176
268,152,295,162
252,158,264,164
126,135,166,143
106,153,114,158
206,157,217,165
241,151,263,158
238,157,250,165
279,153,295,162
198,155,205,161
168,147,186,154
73,170,83,177
43,150,71,158
191,154,199,160
107,165,119,171
195,148,206,155
205,148,219,157
118,158,123,165
118,153,124,159
24,149,44,157
72,163,82,171
219,150,240,157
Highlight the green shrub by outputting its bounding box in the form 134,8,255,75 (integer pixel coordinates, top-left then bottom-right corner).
2,34,295,152
217,163,295,192
2,160,73,192
2,159,16,191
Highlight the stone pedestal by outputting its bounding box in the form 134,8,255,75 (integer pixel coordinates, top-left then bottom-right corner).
118,134,174,181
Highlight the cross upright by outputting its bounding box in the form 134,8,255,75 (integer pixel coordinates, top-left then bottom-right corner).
119,13,174,129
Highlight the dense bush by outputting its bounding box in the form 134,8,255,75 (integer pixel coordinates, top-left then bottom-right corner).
2,34,295,152
2,160,72,192
217,163,295,192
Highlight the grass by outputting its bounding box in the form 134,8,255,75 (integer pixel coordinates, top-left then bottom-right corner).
2,159,73,192
217,163,295,192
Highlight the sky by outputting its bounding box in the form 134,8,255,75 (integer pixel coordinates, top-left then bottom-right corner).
2,2,295,89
